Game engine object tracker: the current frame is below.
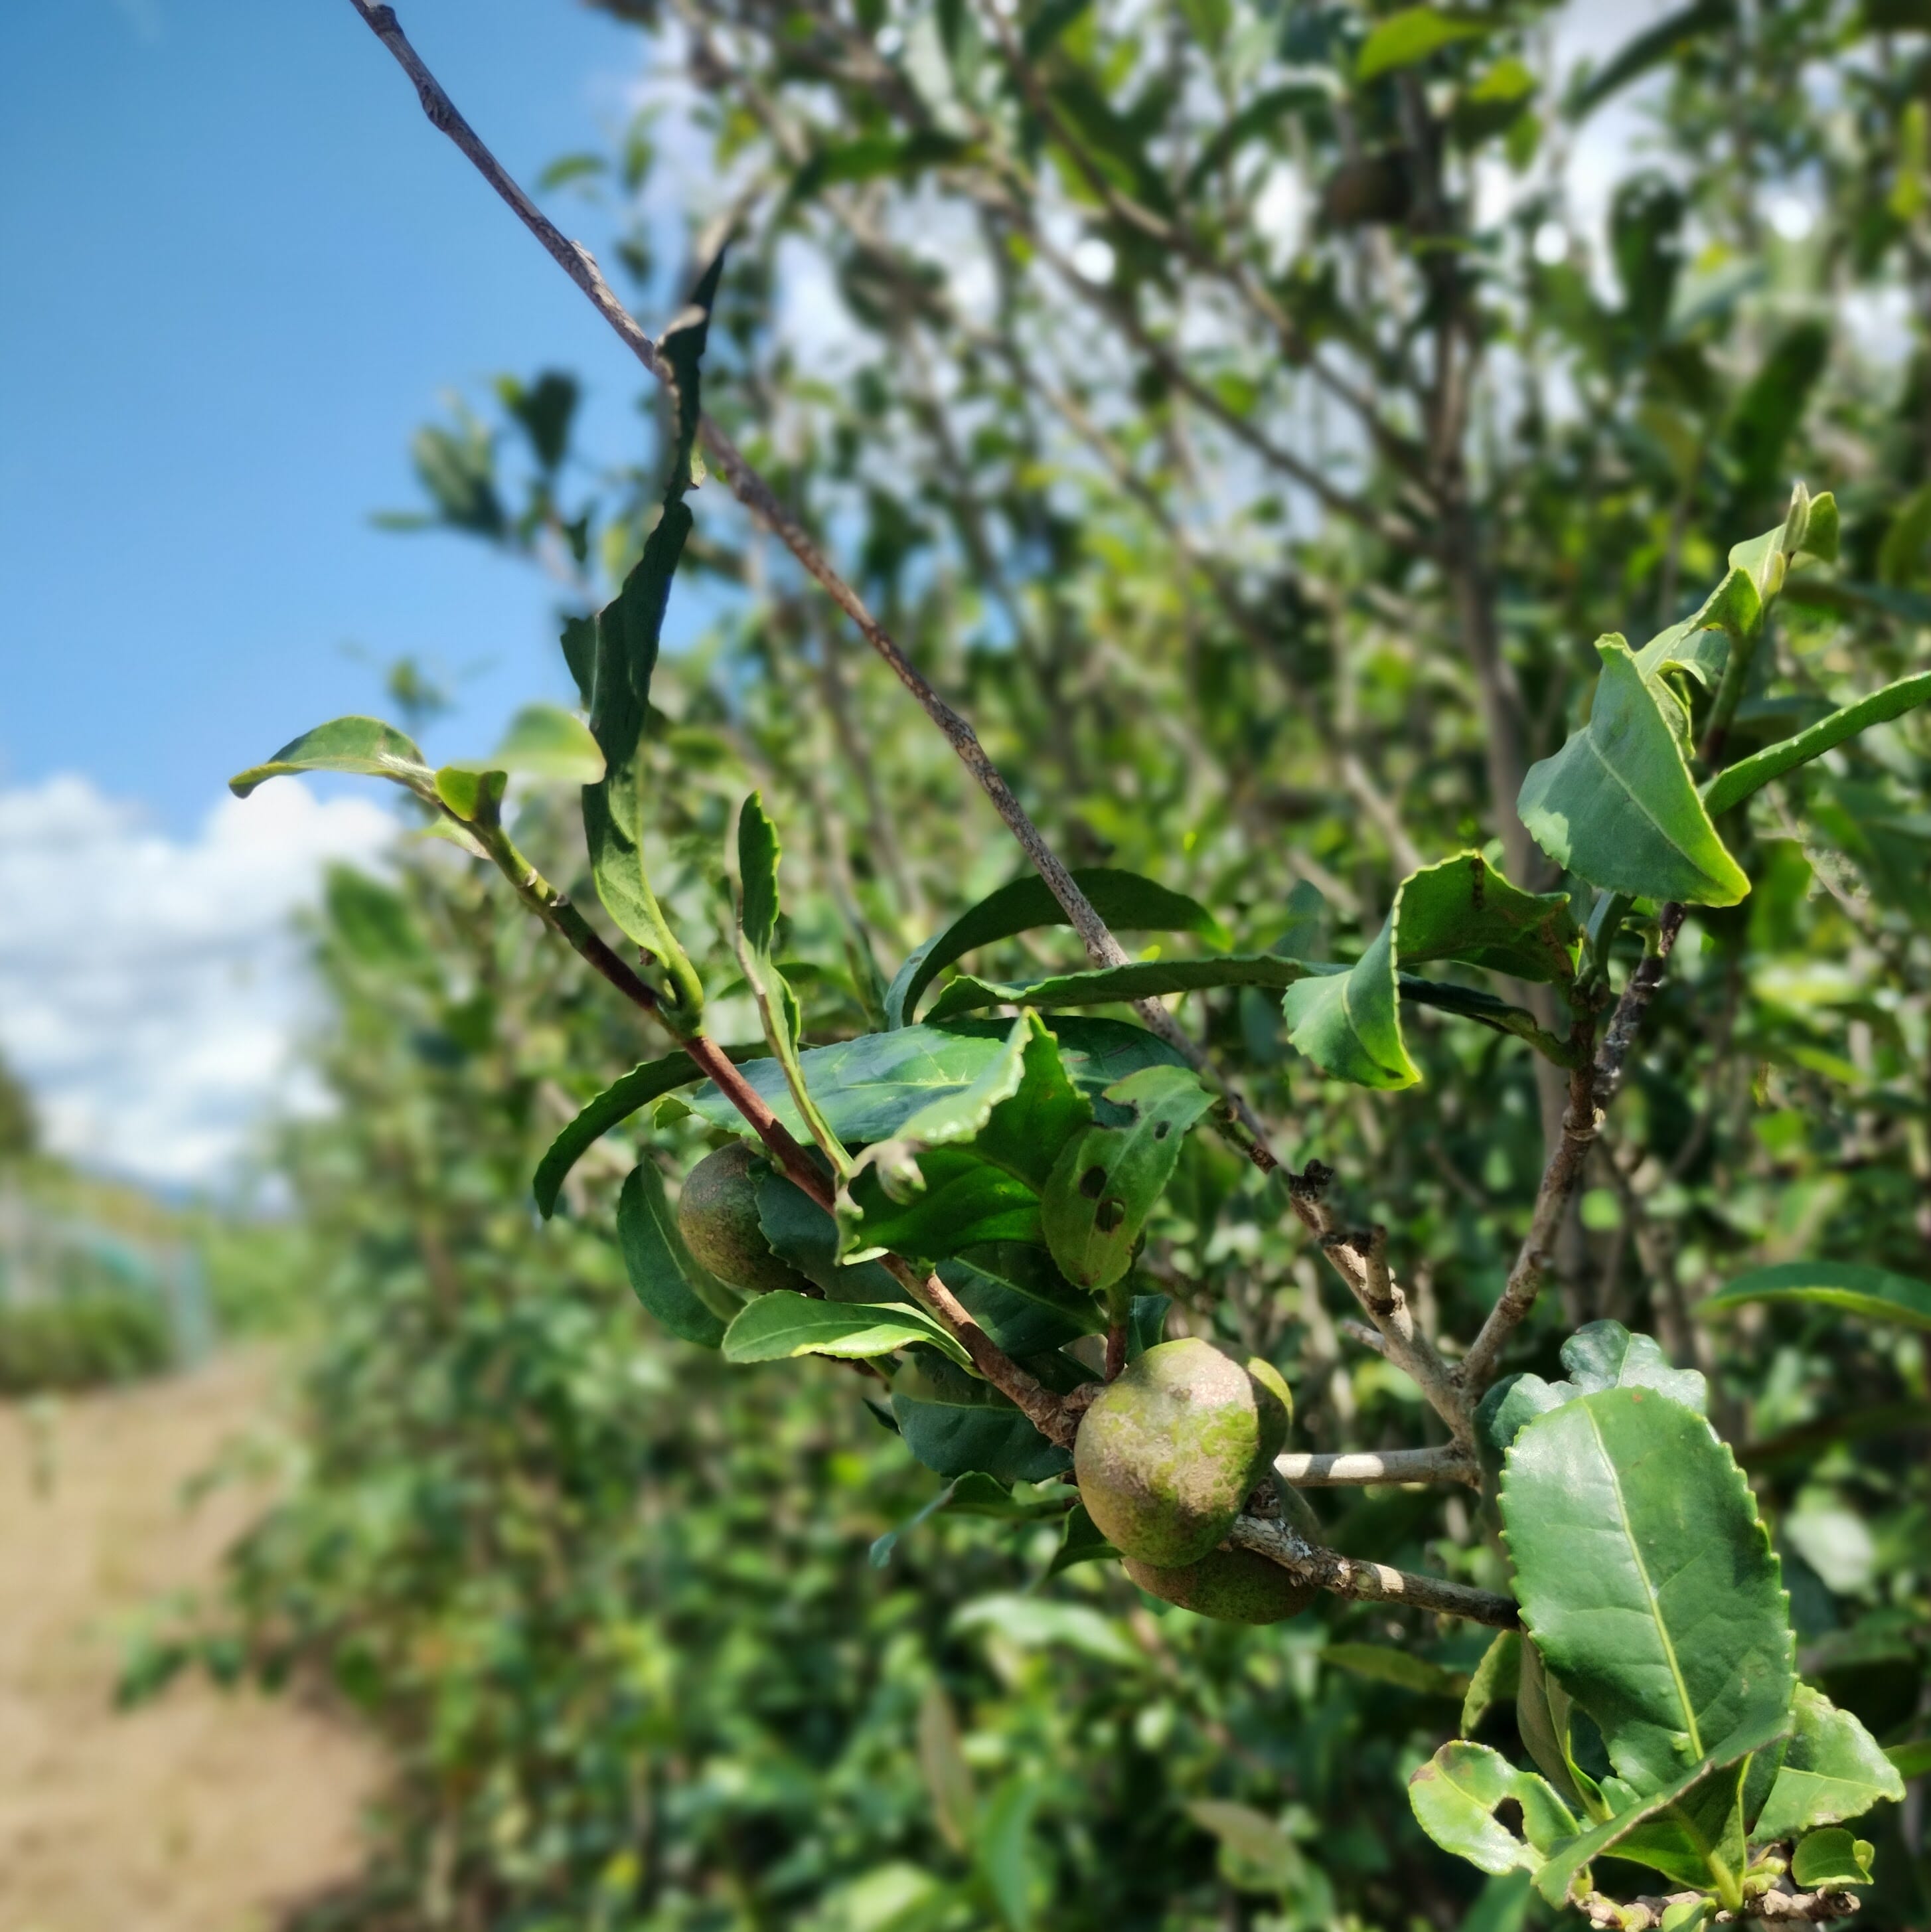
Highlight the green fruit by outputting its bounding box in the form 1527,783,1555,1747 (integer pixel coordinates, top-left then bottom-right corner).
1247,1355,1292,1467
676,1143,817,1298
1124,1548,1318,1625
1073,1337,1274,1568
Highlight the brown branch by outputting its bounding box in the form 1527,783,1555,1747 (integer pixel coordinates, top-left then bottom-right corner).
1228,1513,1517,1628
1458,904,1687,1394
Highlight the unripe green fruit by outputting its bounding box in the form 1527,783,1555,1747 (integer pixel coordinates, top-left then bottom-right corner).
677,1143,817,1298
1247,1355,1292,1469
1124,1548,1318,1625
1073,1338,1276,1568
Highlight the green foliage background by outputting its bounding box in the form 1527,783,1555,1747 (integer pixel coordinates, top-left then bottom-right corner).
144,2,1931,1927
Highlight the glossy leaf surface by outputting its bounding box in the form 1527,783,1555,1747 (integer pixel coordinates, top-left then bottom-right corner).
1282,853,1578,1089
230,716,435,801
688,1018,1184,1147
1517,641,1749,905
615,1162,736,1346
890,1355,1071,1482
721,1291,971,1369
1750,1686,1903,1844
1501,1389,1794,1797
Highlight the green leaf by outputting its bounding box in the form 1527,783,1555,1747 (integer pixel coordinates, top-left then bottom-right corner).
532,1046,761,1219
1500,1389,1794,1798
1517,1639,1602,1819
949,1593,1139,1669
973,1775,1042,1931
660,249,724,496
1357,7,1488,82
451,702,604,784
229,716,435,801
1325,1644,1471,1700
1281,853,1580,1090
689,1017,1186,1149
1531,1710,1792,1909
432,765,506,823
1790,1826,1875,1890
615,1162,737,1346
1463,1631,1523,1736
1040,1065,1211,1291
1750,1686,1904,1844
1184,1801,1309,1894
1701,1259,1931,1332
939,1244,1102,1354
869,1473,1069,1568
1572,0,1735,116
886,868,1227,1028
734,794,848,1166
722,1291,971,1368
752,1167,904,1303
925,953,1311,1022
1518,641,1749,906
1701,673,1931,818
1045,1502,1119,1577
1603,1756,1750,1895
580,502,705,1022
1408,1741,1577,1876
1886,1737,1931,1781
891,1356,1071,1483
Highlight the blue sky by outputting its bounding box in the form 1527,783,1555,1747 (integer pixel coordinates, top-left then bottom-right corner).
1,0,655,832
0,0,684,1185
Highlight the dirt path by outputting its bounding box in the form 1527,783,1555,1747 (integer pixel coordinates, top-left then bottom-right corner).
0,1350,381,1932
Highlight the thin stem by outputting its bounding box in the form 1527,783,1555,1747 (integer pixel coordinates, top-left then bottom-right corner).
464,808,1069,1431
1458,905,1687,1394
344,0,1135,1010
1227,1514,1517,1629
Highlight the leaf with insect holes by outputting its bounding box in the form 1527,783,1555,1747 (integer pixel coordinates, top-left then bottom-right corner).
1500,1389,1795,1800
1408,1741,1577,1877
721,1291,971,1369
1041,1065,1211,1292
1517,640,1749,906
230,716,436,801
1281,852,1580,1089
615,1162,740,1347
885,869,1228,1028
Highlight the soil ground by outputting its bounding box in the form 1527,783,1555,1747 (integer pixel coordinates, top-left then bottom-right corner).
0,1350,381,1932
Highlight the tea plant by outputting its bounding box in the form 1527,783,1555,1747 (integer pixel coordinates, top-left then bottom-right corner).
221,3,1931,1922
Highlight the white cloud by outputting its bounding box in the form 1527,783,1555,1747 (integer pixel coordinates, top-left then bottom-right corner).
0,775,394,1190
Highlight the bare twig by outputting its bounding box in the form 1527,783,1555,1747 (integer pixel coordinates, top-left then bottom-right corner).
1274,1446,1478,1489
1459,905,1687,1394
345,9,1124,990
1286,1174,1470,1441
1229,1514,1517,1628
1579,1886,1860,1929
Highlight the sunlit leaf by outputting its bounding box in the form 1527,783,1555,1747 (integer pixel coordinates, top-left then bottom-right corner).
1750,1687,1904,1844
1408,1741,1575,1877
721,1291,972,1368
229,716,435,801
